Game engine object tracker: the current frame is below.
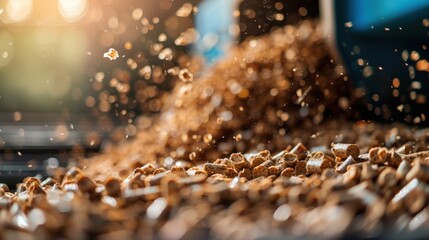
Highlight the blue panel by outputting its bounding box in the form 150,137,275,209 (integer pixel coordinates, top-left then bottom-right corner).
195,0,235,63
349,0,429,30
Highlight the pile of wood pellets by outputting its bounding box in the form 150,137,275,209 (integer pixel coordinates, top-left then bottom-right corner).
2,21,429,240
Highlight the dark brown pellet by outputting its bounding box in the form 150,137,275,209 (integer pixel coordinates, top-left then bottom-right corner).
105,178,122,197
295,161,307,176
388,150,402,168
238,168,252,180
77,176,97,193
203,163,228,176
290,143,308,160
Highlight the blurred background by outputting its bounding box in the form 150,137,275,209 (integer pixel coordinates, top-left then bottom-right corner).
0,0,319,145
0,0,319,183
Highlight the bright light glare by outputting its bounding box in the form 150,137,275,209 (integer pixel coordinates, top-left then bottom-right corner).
6,0,33,23
58,0,87,23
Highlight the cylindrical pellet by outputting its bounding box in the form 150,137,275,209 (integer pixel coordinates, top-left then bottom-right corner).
295,160,307,176
331,143,359,159
306,158,330,174
203,163,228,176
335,156,355,173
290,143,308,160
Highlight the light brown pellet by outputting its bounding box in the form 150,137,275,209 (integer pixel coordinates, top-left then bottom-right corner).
260,160,274,168
170,166,187,177
379,147,390,162
306,158,330,174
125,186,161,202
396,160,411,181
146,172,168,186
224,168,238,178
140,163,156,175
402,151,429,162
62,181,78,192
250,156,266,169
280,167,295,178
409,207,429,231
343,165,360,186
153,168,166,175
230,153,250,171
0,183,9,193
369,147,383,164
279,153,298,168
258,150,271,159
390,179,426,215
41,177,57,187
377,167,397,188
396,143,413,154
128,174,145,189
253,165,268,178
23,177,41,188
272,149,287,162
65,167,83,179
178,174,207,185
28,182,46,195
404,189,427,215
331,143,360,159
405,159,429,182
361,162,377,181
335,156,355,173
268,166,280,176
